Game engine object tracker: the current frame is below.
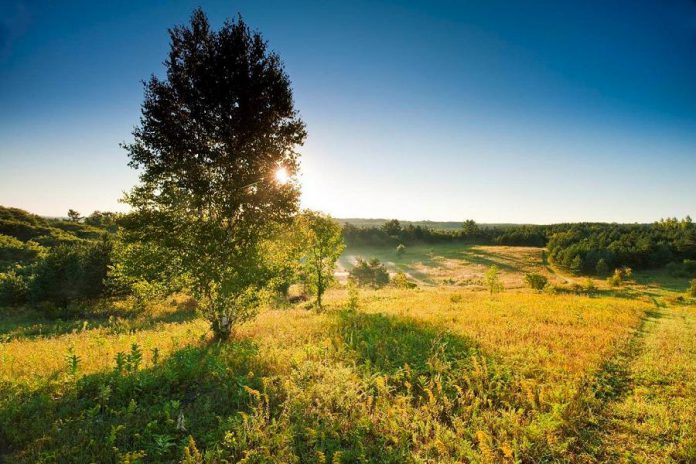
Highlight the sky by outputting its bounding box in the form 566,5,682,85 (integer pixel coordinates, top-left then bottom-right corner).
1,0,696,223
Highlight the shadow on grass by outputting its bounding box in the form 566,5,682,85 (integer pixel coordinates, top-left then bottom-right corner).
0,338,269,463
0,299,198,342
335,310,482,376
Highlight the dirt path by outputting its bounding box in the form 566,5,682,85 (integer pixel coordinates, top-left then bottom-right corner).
576,303,696,462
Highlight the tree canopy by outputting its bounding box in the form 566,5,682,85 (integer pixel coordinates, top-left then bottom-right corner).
122,8,306,339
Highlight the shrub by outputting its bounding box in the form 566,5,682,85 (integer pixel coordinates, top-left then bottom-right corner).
0,270,29,306
484,265,503,294
0,234,46,271
396,244,406,256
666,261,688,277
392,271,416,289
524,273,548,291
30,236,112,308
346,280,359,311
607,269,623,287
595,258,609,276
683,259,696,275
349,258,390,288
584,278,596,293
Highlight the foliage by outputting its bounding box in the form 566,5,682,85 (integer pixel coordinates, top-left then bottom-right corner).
524,272,548,291
121,9,305,339
0,234,46,272
67,209,82,222
345,280,360,311
0,270,29,306
484,265,503,294
294,211,345,308
595,258,609,276
391,271,416,289
548,218,696,275
607,269,623,287
29,236,113,309
396,243,405,256
349,258,390,288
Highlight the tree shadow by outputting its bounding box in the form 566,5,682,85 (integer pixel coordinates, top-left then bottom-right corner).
0,338,270,463
0,300,198,342
335,310,482,376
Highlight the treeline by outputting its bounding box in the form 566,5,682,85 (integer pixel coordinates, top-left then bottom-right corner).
342,219,547,247
546,218,696,276
343,217,696,276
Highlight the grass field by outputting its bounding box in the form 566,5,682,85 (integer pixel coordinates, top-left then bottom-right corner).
1,244,694,463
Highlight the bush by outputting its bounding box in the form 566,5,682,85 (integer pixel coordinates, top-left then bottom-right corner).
0,234,46,271
595,258,609,276
30,236,112,308
396,244,405,256
0,271,29,306
666,261,689,277
346,280,359,310
684,259,696,275
584,278,596,293
392,271,416,289
607,269,623,287
524,273,548,291
485,265,503,294
349,258,390,288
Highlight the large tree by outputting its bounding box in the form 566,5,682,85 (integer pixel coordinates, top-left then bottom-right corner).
122,9,306,339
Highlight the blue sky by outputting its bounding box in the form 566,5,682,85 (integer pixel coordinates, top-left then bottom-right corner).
1,0,695,223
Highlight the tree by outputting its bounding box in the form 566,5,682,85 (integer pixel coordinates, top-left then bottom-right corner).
67,209,82,223
570,255,583,274
350,258,390,288
122,9,306,339
462,219,479,236
484,265,503,294
294,210,345,309
595,258,609,277
382,219,401,237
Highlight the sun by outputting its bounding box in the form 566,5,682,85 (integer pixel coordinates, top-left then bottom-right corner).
274,166,290,185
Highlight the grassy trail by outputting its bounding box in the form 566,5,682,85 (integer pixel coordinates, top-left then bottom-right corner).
582,303,696,462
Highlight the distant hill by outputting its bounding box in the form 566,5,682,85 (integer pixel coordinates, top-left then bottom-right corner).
0,205,106,247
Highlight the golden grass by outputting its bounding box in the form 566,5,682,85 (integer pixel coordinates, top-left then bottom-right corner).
2,244,693,462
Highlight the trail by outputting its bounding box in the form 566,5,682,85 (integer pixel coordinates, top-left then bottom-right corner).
575,302,696,462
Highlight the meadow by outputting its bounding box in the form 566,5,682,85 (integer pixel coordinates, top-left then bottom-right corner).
1,244,694,463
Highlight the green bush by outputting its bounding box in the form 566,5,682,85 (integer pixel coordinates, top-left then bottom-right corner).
392,271,416,289
607,269,623,287
30,236,113,308
595,258,609,276
0,234,46,271
0,270,29,306
349,258,390,288
485,265,504,294
524,273,548,291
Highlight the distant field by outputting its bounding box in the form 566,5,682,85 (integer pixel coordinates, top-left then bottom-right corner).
339,243,560,288
1,244,694,462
